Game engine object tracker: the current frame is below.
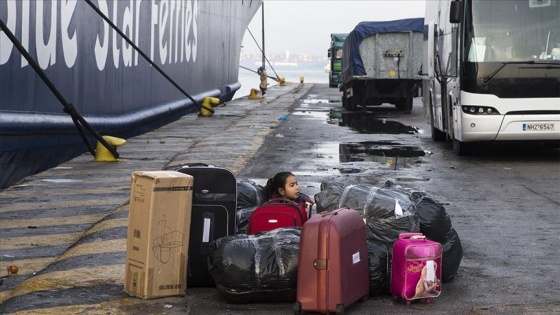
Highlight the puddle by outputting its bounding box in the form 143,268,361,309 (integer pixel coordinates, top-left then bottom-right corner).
292,110,329,120
41,179,84,183
313,141,426,170
329,110,418,134
295,98,341,115
339,141,425,169
301,98,341,104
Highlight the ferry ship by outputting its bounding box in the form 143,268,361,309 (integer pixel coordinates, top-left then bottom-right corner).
0,0,261,189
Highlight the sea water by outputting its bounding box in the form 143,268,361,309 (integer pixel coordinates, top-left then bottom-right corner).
234,64,329,99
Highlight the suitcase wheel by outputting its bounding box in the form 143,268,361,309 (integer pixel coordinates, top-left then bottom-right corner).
335,304,344,315
425,298,431,304
293,302,301,315
406,300,411,305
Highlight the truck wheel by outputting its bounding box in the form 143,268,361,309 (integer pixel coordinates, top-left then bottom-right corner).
396,97,413,114
342,92,349,110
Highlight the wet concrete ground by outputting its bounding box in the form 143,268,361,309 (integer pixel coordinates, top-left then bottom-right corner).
1,82,560,314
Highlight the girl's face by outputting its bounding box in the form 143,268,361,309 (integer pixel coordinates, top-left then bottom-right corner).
279,175,299,200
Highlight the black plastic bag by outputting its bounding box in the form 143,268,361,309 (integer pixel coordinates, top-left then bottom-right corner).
208,228,301,304
236,179,267,234
367,240,391,296
314,181,346,213
338,184,378,216
363,188,420,244
441,228,463,283
237,179,267,209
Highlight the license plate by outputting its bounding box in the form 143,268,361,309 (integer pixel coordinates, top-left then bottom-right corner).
523,123,555,131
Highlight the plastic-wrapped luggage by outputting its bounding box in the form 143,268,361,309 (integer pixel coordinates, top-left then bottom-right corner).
208,228,300,304
315,181,463,283
236,179,267,233
314,181,346,213
363,187,420,244
367,240,391,296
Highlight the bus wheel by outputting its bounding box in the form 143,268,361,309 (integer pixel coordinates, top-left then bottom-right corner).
453,139,472,156
431,121,446,142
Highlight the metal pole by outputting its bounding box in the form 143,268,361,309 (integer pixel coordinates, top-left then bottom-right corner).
261,2,265,68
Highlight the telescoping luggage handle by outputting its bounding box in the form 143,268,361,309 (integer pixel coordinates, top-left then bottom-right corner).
266,198,299,207
399,233,426,241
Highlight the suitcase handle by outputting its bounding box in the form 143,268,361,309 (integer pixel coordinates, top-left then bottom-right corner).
398,232,424,240
267,198,300,207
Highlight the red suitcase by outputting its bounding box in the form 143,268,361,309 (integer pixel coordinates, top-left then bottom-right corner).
295,208,369,315
390,233,442,305
247,199,306,235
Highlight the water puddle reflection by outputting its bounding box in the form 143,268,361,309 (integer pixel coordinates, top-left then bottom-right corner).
339,141,425,169
329,110,418,134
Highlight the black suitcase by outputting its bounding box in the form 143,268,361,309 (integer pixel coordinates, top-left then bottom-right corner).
177,164,237,287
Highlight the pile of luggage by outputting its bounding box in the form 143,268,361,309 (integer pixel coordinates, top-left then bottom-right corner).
176,164,463,313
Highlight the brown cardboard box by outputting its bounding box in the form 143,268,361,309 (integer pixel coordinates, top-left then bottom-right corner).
124,171,193,299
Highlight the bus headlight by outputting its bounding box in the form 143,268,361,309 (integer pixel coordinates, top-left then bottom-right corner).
462,106,500,115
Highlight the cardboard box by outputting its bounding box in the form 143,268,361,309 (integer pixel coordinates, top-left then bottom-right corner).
124,171,193,299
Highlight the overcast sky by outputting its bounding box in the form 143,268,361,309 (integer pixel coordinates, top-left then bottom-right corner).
241,0,426,57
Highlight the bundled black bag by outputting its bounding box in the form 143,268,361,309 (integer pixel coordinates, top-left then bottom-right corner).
236,179,267,233
208,228,301,304
383,184,463,283
367,240,391,296
338,184,377,216
314,181,346,213
363,187,420,244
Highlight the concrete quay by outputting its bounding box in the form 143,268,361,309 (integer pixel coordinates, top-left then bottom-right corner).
0,82,310,314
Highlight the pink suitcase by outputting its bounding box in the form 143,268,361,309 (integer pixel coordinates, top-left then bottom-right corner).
390,233,442,304
295,208,369,314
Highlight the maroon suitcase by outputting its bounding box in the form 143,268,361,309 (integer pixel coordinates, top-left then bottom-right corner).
247,199,306,235
295,208,369,314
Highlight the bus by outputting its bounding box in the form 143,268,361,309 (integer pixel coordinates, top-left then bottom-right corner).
328,33,348,88
422,0,560,155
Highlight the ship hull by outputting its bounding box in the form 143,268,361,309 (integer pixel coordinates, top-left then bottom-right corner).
0,0,261,189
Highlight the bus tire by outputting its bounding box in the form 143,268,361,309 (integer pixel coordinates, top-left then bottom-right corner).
453,139,472,156
431,121,446,141
429,96,446,141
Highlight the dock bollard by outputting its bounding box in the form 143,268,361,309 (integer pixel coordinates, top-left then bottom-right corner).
95,135,126,162
199,97,220,117
278,77,286,86
248,88,261,99
299,76,304,83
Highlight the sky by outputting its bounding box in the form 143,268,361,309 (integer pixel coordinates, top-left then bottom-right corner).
241,0,427,57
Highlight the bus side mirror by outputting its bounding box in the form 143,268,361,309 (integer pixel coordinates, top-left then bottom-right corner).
450,0,463,24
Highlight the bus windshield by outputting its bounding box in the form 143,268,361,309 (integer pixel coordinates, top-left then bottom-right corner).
466,0,560,62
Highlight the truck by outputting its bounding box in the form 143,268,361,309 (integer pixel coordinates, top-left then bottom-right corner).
423,0,560,155
328,33,348,88
340,18,424,113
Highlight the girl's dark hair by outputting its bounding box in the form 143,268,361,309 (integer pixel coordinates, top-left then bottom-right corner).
263,172,294,199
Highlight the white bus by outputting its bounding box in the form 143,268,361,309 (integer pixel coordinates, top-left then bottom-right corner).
422,0,560,155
